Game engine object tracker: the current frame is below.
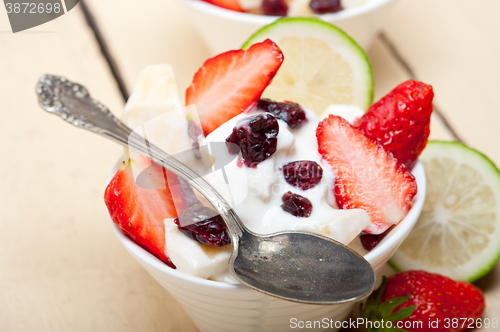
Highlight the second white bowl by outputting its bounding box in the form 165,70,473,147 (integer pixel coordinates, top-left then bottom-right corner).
176,0,399,54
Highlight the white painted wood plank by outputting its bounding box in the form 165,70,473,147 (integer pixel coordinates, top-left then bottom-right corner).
367,38,456,142
0,7,196,332
84,0,212,102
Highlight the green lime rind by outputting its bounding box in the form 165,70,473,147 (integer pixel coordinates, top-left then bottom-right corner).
242,17,374,110
390,141,500,283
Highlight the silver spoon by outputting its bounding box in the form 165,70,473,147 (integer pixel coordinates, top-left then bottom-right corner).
36,74,375,304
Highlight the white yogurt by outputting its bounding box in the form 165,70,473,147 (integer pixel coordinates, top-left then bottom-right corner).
165,106,370,281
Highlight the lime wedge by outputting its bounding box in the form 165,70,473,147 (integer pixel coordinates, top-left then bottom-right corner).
242,17,373,116
390,141,500,282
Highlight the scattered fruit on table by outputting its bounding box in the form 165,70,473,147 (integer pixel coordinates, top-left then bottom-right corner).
243,17,373,115
361,271,485,332
317,115,417,234
186,39,283,136
357,80,434,170
390,141,500,282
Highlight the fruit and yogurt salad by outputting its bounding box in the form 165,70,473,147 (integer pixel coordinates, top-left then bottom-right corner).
100,17,498,332
202,0,370,16
104,20,433,283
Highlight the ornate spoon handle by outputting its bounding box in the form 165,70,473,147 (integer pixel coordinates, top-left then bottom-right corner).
36,74,244,239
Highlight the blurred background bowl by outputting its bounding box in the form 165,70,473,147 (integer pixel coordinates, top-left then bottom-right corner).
176,0,399,54
108,159,425,332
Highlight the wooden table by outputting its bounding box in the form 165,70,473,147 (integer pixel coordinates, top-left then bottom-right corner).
1,0,499,330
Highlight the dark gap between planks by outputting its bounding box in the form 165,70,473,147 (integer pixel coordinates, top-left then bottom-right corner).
379,32,465,144
79,0,130,102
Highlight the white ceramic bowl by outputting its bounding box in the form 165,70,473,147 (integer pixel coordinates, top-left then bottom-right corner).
176,0,399,54
108,160,425,332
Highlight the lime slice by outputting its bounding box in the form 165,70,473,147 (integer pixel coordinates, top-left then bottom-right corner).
242,17,373,116
390,141,500,282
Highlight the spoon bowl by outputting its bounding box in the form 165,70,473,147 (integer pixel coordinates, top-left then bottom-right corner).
232,231,375,303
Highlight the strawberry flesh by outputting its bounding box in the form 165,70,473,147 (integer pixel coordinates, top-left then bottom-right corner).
104,158,177,268
317,115,417,234
186,39,284,136
357,80,434,170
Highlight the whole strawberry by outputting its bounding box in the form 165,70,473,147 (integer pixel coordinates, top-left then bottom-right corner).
361,271,485,332
357,80,434,170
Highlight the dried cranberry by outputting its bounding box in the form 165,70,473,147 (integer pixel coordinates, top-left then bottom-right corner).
309,0,343,14
360,227,393,251
174,204,231,247
261,0,288,16
282,161,323,190
257,98,307,129
281,191,313,217
225,113,279,167
225,129,241,155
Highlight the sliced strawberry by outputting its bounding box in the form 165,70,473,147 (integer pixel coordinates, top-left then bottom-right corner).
356,80,434,170
185,39,284,136
317,115,417,234
104,157,177,267
210,0,244,11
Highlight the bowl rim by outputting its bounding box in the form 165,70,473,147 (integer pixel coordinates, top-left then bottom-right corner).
176,0,398,23
107,158,425,291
